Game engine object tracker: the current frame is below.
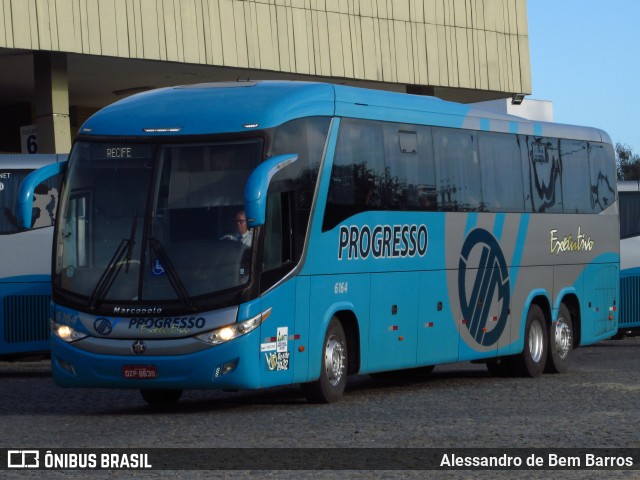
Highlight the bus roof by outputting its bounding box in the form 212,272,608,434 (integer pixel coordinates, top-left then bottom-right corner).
79,81,611,144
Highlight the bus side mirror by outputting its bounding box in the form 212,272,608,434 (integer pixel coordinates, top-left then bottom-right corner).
16,161,67,229
244,154,298,227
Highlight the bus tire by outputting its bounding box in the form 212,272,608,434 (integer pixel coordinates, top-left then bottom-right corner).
545,303,573,374
303,317,348,404
513,304,547,377
140,389,183,406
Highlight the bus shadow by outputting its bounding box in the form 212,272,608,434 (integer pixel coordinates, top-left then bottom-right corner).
589,339,640,348
105,366,494,415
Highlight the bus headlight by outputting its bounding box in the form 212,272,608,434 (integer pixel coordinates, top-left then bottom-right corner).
51,321,88,343
196,307,272,345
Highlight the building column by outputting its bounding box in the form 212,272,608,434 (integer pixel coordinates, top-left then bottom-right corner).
34,52,71,154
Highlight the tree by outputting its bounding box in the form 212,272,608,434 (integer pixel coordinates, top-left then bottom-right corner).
616,143,640,181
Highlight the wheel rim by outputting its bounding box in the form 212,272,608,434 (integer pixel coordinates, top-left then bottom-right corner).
553,317,572,359
528,320,544,363
324,334,346,387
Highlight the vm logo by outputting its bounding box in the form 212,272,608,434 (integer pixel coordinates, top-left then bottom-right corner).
7,450,39,468
458,228,510,347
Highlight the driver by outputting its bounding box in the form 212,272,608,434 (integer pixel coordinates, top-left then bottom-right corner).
220,210,252,247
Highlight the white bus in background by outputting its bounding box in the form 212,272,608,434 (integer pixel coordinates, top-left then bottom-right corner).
618,180,640,334
0,154,65,358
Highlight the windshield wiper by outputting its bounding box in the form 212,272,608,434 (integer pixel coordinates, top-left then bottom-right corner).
148,237,196,312
124,212,138,273
88,214,138,310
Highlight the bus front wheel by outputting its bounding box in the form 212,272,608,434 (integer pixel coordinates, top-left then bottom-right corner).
303,317,348,404
545,303,573,374
513,304,547,377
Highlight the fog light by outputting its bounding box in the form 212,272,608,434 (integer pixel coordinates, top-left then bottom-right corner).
214,358,239,379
56,357,77,376
221,359,239,376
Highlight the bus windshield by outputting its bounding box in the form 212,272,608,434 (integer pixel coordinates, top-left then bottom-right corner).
55,139,263,306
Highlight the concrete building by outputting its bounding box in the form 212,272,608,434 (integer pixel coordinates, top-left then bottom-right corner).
0,0,531,154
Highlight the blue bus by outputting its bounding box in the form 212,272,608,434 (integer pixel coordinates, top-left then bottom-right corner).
618,180,640,334
0,154,65,359
19,82,619,404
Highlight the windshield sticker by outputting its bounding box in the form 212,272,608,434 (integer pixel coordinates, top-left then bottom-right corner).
151,259,166,276
338,224,428,260
550,227,595,255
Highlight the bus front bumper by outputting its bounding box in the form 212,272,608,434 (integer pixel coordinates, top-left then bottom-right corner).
50,332,263,390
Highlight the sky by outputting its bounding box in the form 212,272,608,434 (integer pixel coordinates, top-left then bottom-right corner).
527,0,640,153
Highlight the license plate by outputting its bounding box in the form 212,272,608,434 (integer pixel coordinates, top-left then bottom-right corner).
123,365,158,379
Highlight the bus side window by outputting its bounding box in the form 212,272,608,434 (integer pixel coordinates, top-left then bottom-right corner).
323,119,386,230
620,192,640,239
270,116,329,259
588,142,616,213
261,192,294,291
479,132,524,212
385,126,436,211
433,128,482,212
525,136,562,213
560,139,590,213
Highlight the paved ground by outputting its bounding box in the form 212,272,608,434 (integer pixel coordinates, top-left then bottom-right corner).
1,336,638,479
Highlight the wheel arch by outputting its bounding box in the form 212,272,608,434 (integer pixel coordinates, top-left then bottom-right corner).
308,303,361,381
555,292,581,349
517,290,552,353
524,290,552,324
332,309,361,375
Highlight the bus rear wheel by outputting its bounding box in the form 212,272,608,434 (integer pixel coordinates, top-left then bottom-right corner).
513,304,547,377
545,303,573,374
140,389,183,406
303,317,347,404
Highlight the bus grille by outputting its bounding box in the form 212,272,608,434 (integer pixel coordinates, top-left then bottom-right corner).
620,276,640,328
3,295,51,343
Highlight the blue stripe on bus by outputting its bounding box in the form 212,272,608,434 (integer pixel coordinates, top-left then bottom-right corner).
493,214,506,240
464,213,478,236
509,214,530,294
